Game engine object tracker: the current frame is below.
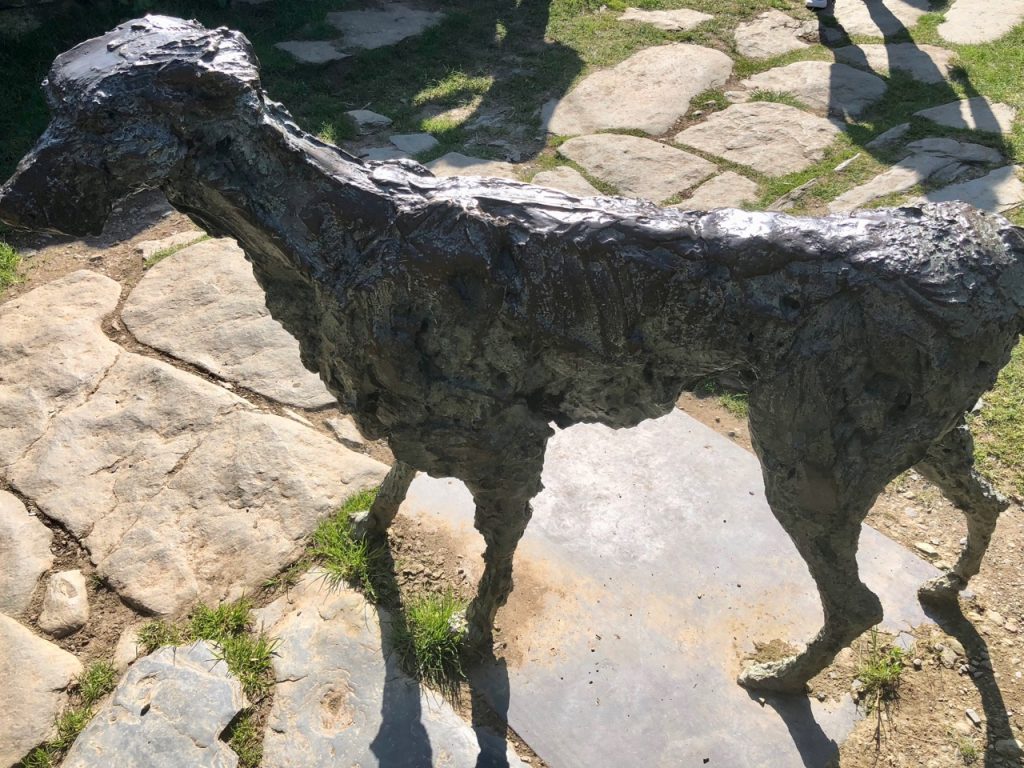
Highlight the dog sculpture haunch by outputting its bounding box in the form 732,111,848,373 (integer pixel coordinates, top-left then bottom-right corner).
3,16,1023,693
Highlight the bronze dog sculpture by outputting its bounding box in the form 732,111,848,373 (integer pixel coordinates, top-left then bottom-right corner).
2,16,1023,693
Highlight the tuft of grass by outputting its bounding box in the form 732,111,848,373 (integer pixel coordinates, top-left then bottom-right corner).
311,507,380,598
390,590,468,692
695,378,749,418
16,661,118,767
226,711,263,768
0,241,21,293
854,629,905,711
956,735,979,765
144,234,209,269
137,598,278,701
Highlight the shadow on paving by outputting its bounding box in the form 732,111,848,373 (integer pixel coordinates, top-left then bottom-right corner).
367,542,517,768
819,0,1012,209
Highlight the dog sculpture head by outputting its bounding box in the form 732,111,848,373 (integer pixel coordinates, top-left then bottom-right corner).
0,15,261,235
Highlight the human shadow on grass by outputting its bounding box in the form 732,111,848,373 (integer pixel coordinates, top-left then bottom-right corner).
922,599,1018,768
365,538,518,768
805,0,1014,214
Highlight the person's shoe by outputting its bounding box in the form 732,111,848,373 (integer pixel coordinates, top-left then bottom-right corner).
805,0,828,8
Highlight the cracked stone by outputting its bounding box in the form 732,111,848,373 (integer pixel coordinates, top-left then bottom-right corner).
618,7,713,31
426,152,520,180
828,138,1003,212
123,238,335,409
63,641,246,768
3,271,388,615
542,44,733,136
531,166,601,197
675,102,842,177
0,490,53,616
326,5,444,50
134,229,204,261
734,10,816,59
558,134,716,203
740,61,887,118
834,43,956,84
38,569,89,637
256,571,526,768
915,166,1024,214
914,97,1018,134
0,613,82,766
327,415,366,448
938,0,1024,43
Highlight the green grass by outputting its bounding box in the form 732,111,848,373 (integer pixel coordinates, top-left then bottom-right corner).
16,661,118,767
226,711,263,768
310,488,383,598
144,234,209,269
970,342,1024,497
136,598,278,701
0,241,21,293
854,630,905,712
956,735,980,765
695,378,750,418
390,590,468,693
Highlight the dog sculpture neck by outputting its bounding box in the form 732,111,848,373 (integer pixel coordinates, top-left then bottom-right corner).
4,15,1024,696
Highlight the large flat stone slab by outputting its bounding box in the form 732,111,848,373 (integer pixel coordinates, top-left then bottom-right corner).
827,0,933,37
256,572,525,768
673,171,760,210
327,5,445,50
558,134,716,203
828,137,1003,211
123,238,335,409
915,97,1017,134
3,271,388,615
63,642,246,768
938,0,1024,43
675,102,842,176
531,166,601,197
274,41,349,65
542,44,733,136
396,410,940,768
426,152,520,180
0,613,82,766
740,61,887,118
0,490,52,616
618,7,713,31
834,43,956,84
915,165,1024,213
734,10,815,60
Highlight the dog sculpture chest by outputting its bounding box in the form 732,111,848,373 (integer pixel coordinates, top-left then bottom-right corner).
2,15,1023,693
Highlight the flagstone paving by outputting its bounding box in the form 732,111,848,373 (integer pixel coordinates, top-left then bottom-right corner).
826,0,933,37
915,97,1018,134
733,10,816,59
673,171,760,210
326,5,444,50
531,166,601,197
425,152,521,180
938,0,1024,43
617,7,713,31
915,165,1024,213
675,102,842,176
0,490,53,616
833,42,956,84
739,61,888,118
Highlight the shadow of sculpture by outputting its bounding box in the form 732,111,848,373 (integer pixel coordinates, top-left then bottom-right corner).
752,691,842,768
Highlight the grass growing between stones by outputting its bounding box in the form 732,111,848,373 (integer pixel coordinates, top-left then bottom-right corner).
310,488,385,599
144,234,209,269
853,629,905,713
17,661,117,768
0,241,21,294
389,590,469,697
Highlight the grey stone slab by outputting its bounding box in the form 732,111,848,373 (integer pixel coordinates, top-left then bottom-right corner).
915,165,1024,213
38,569,89,637
939,0,1024,43
274,41,349,65
124,238,335,409
618,7,713,31
675,102,842,176
866,122,910,149
558,133,717,203
834,43,956,84
256,572,526,768
346,109,392,134
135,229,204,261
0,613,81,766
327,5,444,50
0,490,52,616
389,132,439,155
542,44,733,136
63,641,246,768
915,97,1017,134
426,152,520,180
734,10,815,60
5,271,388,616
740,61,887,118
673,171,759,210
396,410,941,768
826,0,933,37
530,166,601,197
